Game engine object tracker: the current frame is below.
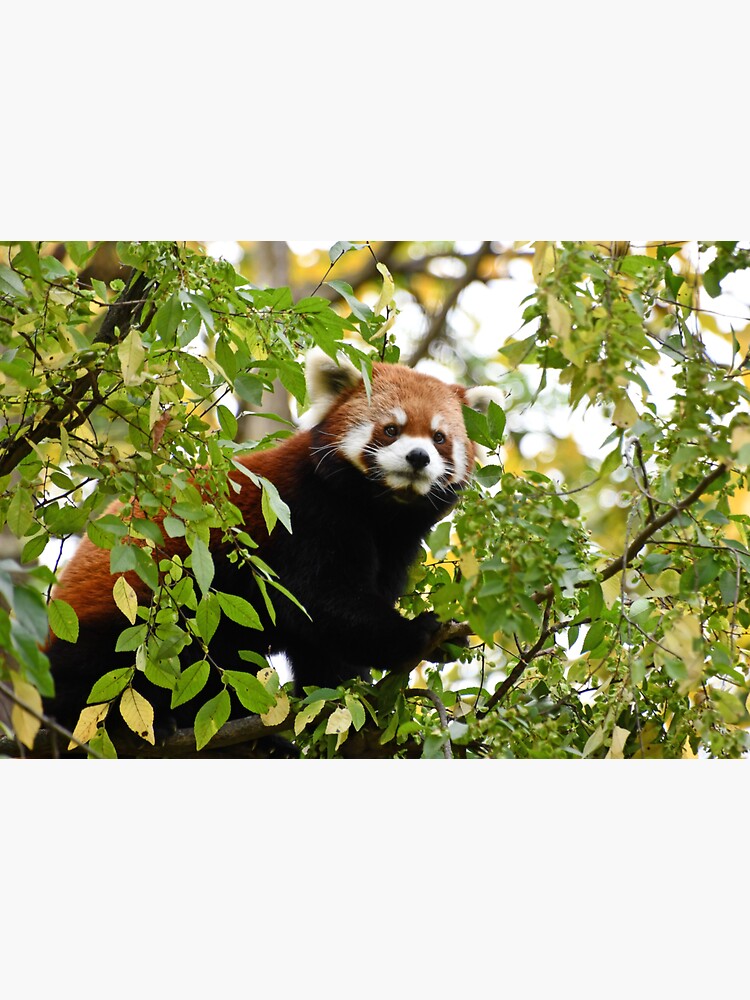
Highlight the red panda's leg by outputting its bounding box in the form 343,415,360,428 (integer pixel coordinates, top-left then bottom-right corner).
280,602,441,691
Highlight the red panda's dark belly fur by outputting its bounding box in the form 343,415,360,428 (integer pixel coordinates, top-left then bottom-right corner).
44,429,455,731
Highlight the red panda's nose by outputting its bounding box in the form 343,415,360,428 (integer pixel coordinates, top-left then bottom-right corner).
406,447,431,471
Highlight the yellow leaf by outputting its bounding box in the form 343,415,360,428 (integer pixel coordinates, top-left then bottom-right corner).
612,394,639,429
606,725,630,759
68,703,110,751
532,242,556,284
10,674,43,750
654,615,704,694
546,294,572,338
653,569,681,596
374,262,395,315
730,423,750,456
294,699,326,736
325,706,352,736
117,329,146,386
148,385,161,430
120,687,155,744
336,728,349,751
582,725,603,758
256,666,277,689
113,575,138,624
458,549,479,582
261,688,290,727
681,738,698,759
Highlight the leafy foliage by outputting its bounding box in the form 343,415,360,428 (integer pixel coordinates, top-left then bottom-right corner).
2,239,750,759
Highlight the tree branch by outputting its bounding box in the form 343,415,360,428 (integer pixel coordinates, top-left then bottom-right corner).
405,241,493,366
406,686,453,758
532,461,730,605
484,462,732,711
311,241,401,301
0,708,292,759
0,269,154,479
0,680,103,757
395,619,472,676
481,592,554,715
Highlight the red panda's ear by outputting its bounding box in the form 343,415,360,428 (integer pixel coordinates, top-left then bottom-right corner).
464,384,504,414
301,347,363,426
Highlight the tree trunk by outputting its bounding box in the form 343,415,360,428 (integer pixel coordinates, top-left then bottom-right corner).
236,242,293,442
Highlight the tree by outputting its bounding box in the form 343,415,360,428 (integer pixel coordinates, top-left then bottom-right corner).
1,239,749,758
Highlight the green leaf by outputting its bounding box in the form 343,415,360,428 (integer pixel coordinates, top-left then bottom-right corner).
599,445,622,478
237,649,270,670
21,532,49,564
274,358,307,405
163,516,186,538
617,255,661,277
171,659,210,708
48,598,79,643
0,263,28,298
177,352,212,394
325,279,374,323
461,405,492,448
498,333,536,367
87,727,118,759
144,657,179,690
87,520,117,550
132,546,159,591
216,404,238,440
487,400,506,441
587,581,603,619
12,586,49,643
6,487,35,536
223,670,276,714
189,535,214,595
114,623,148,652
581,620,608,654
195,594,221,644
702,267,722,299
260,477,292,534
194,689,231,750
154,292,183,343
719,569,740,606
328,241,367,264
67,241,96,268
216,591,262,629
344,694,366,731
110,542,137,575
641,552,671,574
87,668,134,704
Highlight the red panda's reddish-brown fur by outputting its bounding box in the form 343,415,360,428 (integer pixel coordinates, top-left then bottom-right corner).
45,350,502,735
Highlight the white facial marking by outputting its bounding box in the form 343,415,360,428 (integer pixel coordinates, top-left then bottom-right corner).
451,438,467,483
390,406,407,426
376,434,446,494
339,422,375,471
431,413,445,432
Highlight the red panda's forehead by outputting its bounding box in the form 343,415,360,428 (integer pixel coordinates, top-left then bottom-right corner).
328,365,467,435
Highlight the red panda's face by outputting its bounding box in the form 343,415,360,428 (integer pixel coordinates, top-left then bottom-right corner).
303,350,503,500
336,391,469,496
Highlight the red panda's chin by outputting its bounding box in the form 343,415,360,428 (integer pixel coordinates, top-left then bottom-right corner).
383,472,438,497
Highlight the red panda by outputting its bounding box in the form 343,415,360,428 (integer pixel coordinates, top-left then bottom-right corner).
44,348,502,735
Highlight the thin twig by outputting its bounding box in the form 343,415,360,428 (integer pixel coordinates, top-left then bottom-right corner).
406,687,453,759
0,680,102,758
532,461,730,605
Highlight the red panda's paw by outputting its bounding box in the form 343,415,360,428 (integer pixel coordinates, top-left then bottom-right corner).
411,611,443,652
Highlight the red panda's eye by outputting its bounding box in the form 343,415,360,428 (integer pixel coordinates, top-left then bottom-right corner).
384,424,400,438
433,431,446,445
